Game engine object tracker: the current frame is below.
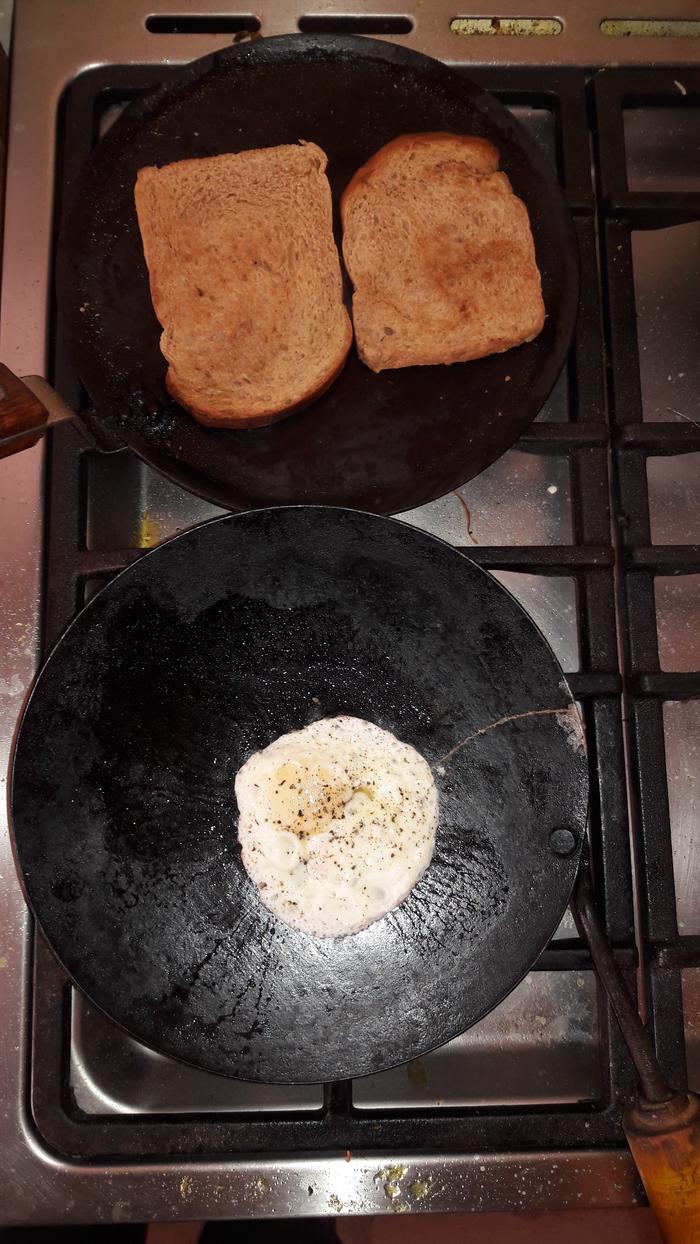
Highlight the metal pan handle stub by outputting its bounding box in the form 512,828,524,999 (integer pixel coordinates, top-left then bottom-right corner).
0,364,75,459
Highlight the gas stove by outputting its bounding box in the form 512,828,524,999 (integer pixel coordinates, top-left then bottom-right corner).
0,0,698,1226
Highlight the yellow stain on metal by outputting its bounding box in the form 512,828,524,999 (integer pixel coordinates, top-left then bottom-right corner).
137,509,162,548
406,1057,428,1091
600,19,700,37
451,17,562,36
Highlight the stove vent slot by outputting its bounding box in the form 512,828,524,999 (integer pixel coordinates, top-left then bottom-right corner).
298,15,413,34
450,17,562,35
145,14,261,33
600,19,700,37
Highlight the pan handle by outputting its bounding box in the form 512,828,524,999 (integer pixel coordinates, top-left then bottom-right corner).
572,849,700,1242
0,364,75,459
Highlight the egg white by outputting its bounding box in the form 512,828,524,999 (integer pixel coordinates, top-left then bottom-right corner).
235,716,438,938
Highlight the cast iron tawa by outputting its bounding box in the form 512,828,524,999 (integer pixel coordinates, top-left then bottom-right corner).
57,34,578,513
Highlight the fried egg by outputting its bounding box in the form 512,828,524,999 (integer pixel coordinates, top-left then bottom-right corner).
235,716,438,938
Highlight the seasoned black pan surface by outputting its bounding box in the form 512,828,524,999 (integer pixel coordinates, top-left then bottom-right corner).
11,508,587,1082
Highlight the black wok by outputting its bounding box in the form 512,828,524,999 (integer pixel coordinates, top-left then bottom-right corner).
10,508,587,1082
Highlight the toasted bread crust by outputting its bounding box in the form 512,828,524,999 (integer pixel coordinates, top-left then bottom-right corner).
165,343,350,429
341,132,501,216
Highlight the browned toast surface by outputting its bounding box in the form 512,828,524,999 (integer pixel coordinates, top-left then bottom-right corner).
135,143,352,427
341,132,545,372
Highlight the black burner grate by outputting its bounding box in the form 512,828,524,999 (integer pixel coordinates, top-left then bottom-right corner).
594,67,700,1095
30,62,655,1162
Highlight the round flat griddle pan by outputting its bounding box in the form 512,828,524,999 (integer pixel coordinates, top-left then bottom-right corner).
11,508,587,1083
56,34,578,514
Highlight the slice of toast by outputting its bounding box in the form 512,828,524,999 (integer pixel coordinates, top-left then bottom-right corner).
135,143,352,427
340,133,545,373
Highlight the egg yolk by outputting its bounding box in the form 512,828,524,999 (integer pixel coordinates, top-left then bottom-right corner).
267,758,353,839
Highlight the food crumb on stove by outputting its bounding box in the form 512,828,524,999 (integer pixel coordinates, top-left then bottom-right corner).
384,1164,407,1182
409,1180,430,1201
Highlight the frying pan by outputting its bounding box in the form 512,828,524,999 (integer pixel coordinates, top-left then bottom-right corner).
0,34,578,513
10,507,587,1083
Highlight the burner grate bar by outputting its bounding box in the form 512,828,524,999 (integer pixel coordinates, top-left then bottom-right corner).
596,67,699,1097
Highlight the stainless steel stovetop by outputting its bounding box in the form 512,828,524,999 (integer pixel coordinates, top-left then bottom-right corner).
0,0,698,1226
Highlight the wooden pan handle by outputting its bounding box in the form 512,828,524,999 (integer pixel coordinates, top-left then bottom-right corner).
625,1093,700,1244
0,364,77,459
0,363,49,458
573,853,700,1242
